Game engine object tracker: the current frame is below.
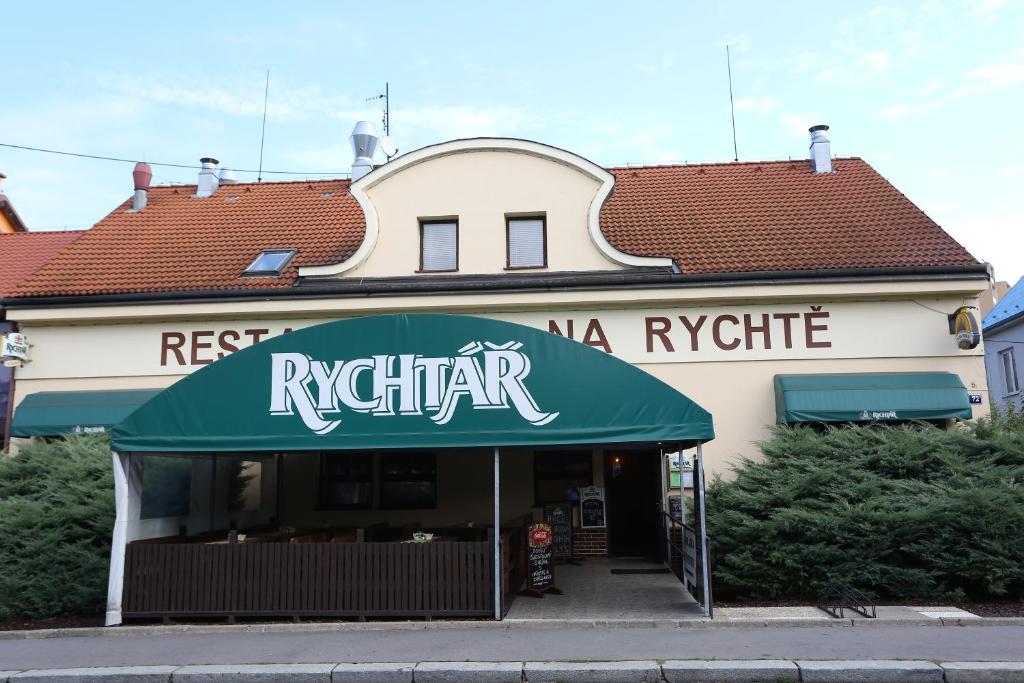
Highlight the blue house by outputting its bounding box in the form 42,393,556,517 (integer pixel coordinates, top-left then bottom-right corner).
983,277,1024,413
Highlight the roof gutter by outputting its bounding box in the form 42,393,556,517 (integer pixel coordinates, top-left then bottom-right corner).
1,263,991,309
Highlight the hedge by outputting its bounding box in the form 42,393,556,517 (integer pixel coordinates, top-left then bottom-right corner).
0,435,114,621
706,413,1024,602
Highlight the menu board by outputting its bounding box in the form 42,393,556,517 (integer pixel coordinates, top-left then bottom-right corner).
528,546,554,589
579,485,606,529
543,503,573,559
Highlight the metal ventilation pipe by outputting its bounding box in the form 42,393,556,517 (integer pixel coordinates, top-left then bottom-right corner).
809,125,833,174
196,157,220,197
350,121,380,182
132,162,152,211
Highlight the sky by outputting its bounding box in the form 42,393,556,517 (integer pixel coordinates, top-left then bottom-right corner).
1,1,1022,281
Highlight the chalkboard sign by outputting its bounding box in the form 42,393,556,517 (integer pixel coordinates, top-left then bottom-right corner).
528,546,554,589
579,485,606,528
543,503,573,559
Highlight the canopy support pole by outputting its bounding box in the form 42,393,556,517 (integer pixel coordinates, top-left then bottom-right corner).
493,446,501,621
695,442,713,618
106,452,141,626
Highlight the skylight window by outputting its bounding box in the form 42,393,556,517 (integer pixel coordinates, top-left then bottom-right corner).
244,249,296,276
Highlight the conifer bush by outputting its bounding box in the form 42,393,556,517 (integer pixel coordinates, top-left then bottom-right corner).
0,435,114,621
707,414,1024,602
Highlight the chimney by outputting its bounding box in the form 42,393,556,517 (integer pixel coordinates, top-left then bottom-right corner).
131,162,152,211
809,125,833,173
196,157,220,197
218,168,237,184
350,121,380,182
0,171,6,196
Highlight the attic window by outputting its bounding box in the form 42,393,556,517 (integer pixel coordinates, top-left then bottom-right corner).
244,249,296,276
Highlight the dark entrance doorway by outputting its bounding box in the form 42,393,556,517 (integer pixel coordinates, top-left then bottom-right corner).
604,449,662,558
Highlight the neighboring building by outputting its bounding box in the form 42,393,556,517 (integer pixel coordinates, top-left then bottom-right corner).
0,125,991,622
983,276,1024,414
0,172,30,234
0,229,84,448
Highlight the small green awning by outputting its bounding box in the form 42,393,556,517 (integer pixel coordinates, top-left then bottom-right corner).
11,389,162,437
774,372,972,424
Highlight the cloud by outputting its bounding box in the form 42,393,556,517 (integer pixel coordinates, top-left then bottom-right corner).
877,101,938,118
971,0,1011,17
859,52,891,69
778,113,821,139
636,53,677,73
1001,165,1024,177
732,95,780,115
917,79,945,96
716,34,752,52
927,169,952,178
955,60,1024,95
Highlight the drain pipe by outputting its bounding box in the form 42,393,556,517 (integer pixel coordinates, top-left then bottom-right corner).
695,442,713,618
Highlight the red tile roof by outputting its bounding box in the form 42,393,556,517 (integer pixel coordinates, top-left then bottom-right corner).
11,179,362,297
0,230,84,298
8,157,977,299
602,158,976,274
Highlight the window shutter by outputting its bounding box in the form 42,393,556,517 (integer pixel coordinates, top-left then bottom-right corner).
421,222,457,271
508,218,545,268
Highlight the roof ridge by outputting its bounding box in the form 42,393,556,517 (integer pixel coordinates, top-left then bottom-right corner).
150,177,350,190
0,229,87,236
607,157,863,171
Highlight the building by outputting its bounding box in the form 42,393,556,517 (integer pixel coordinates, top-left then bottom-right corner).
0,174,82,447
0,125,990,623
982,277,1024,413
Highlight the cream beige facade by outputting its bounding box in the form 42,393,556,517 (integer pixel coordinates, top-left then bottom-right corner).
6,139,990,477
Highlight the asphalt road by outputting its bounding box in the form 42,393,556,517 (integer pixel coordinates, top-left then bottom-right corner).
1,625,1023,670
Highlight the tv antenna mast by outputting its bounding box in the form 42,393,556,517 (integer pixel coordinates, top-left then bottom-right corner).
366,82,397,160
726,46,739,162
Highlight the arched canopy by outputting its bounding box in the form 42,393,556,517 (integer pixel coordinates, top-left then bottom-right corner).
113,314,714,452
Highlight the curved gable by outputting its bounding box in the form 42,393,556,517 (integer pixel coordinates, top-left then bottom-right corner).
299,139,672,278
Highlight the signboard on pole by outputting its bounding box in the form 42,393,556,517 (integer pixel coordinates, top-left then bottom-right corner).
1,333,29,361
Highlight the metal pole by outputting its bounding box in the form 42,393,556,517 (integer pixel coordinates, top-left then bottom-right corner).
493,447,501,620
660,448,671,566
696,442,713,618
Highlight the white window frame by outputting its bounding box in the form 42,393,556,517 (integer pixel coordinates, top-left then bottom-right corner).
506,216,547,269
999,347,1020,396
419,220,458,273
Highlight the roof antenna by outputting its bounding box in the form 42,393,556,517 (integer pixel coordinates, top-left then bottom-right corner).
367,82,397,160
257,69,270,182
726,46,739,162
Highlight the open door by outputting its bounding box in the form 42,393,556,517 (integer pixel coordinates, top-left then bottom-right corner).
604,449,662,558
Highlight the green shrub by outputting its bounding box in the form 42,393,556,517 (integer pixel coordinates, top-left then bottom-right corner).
707,415,1024,602
0,435,114,621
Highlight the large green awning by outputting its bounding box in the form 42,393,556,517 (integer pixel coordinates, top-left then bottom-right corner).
11,389,162,437
113,314,715,452
774,372,972,424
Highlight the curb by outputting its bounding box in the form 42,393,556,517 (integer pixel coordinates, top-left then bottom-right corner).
3,661,1024,683
3,616,1024,641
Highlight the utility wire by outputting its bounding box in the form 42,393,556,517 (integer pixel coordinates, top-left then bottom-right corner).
0,142,350,177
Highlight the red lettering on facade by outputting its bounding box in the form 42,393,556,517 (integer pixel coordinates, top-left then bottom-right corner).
217,330,240,359
245,328,270,345
772,313,799,349
160,332,186,367
712,315,741,351
191,331,215,365
582,319,612,353
645,317,674,353
743,313,772,350
678,315,707,352
804,311,832,348
548,320,574,339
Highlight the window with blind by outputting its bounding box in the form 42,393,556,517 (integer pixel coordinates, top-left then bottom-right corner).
506,217,547,269
420,220,458,272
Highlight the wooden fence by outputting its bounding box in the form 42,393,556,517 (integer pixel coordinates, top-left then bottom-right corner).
122,541,494,619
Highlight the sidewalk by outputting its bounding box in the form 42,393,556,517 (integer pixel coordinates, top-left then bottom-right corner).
3,659,1024,682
